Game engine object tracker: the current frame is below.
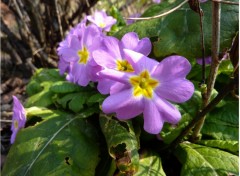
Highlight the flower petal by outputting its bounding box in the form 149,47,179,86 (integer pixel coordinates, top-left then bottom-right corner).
102,89,143,116
93,49,117,69
156,79,194,103
121,32,139,51
10,131,17,144
72,64,90,86
83,25,101,47
123,49,158,73
143,100,164,134
152,55,191,81
153,94,181,124
136,37,152,56
59,47,78,62
99,69,131,84
97,78,114,94
103,36,122,59
110,82,130,94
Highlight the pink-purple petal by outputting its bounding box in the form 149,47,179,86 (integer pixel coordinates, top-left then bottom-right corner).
110,82,130,94
143,100,163,134
153,94,181,124
83,25,102,47
93,50,117,69
103,36,122,59
11,96,26,144
136,37,152,56
121,32,139,51
98,69,131,85
102,89,139,114
123,49,158,73
97,78,114,94
156,79,194,103
120,32,151,56
72,64,90,86
152,55,191,81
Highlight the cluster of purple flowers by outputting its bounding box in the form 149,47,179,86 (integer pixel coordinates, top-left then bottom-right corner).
57,11,194,134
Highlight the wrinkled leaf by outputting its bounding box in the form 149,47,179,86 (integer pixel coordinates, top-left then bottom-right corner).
26,82,54,107
99,114,139,175
116,0,238,60
57,91,95,112
201,99,239,140
2,112,100,176
198,140,239,155
26,69,65,108
87,93,107,104
175,143,239,176
50,81,84,93
134,150,166,176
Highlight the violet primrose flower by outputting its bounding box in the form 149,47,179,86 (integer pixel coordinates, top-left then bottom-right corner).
87,11,117,32
99,50,194,134
199,0,208,2
57,24,103,86
196,56,212,65
11,96,27,144
196,53,228,65
93,32,151,94
127,13,141,25
153,0,161,4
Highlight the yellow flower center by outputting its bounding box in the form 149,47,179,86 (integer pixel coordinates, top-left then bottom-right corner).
129,70,159,99
77,47,89,64
99,22,106,28
116,60,134,72
14,120,19,129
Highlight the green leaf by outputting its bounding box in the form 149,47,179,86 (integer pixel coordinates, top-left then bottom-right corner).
160,113,192,144
160,91,201,144
26,79,42,96
26,82,55,107
87,93,107,104
198,140,239,155
26,107,68,119
175,143,239,176
50,81,84,93
116,0,238,60
2,112,100,176
26,69,65,108
134,150,166,176
201,99,239,140
57,91,96,112
99,114,139,175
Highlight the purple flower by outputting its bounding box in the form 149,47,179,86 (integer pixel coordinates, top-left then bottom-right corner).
196,56,212,65
57,24,103,86
11,96,27,144
153,0,161,3
196,53,228,65
93,32,152,94
99,50,194,134
87,11,117,32
199,0,208,2
127,13,141,25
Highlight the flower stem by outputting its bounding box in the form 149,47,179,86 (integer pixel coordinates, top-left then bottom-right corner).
168,77,238,150
191,1,222,141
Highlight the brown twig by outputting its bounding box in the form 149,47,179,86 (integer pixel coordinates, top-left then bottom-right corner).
54,0,63,40
211,0,239,5
169,76,238,150
125,0,189,20
191,1,222,140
